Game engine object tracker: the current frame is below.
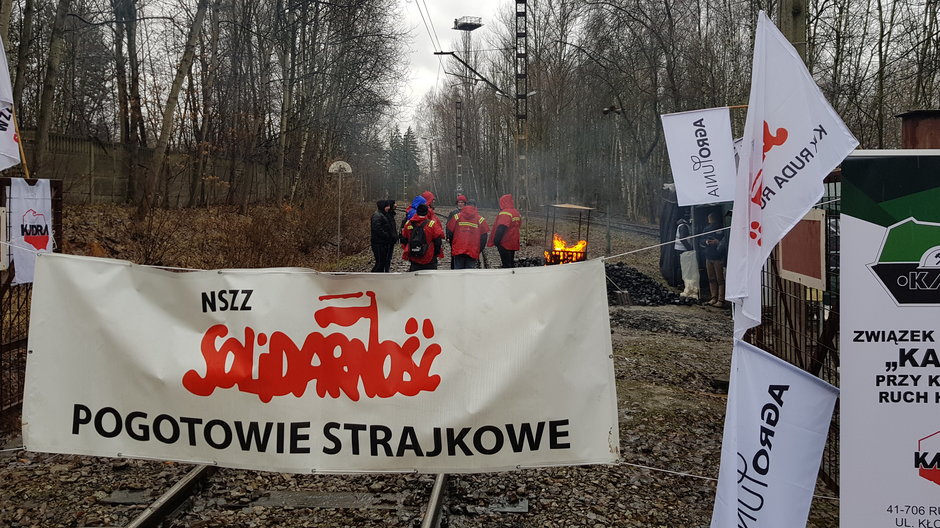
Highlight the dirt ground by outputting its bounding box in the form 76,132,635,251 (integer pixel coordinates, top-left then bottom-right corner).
0,204,839,527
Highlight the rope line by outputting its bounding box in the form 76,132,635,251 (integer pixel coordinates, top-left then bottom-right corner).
602,197,840,261
0,239,42,254
602,226,728,261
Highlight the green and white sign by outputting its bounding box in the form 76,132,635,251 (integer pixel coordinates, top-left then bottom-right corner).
841,153,940,528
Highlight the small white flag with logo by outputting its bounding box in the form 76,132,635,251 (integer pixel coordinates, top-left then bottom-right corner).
10,178,53,284
725,11,858,338
661,107,736,206
0,36,20,171
710,340,837,528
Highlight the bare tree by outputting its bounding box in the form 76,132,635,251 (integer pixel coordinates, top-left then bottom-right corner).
136,0,210,220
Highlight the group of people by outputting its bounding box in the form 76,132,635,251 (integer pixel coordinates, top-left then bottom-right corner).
675,210,729,308
370,191,522,273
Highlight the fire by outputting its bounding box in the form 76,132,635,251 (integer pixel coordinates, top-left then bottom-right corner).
544,234,588,265
549,233,587,252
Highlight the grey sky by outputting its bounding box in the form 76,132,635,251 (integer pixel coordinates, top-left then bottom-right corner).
399,0,502,126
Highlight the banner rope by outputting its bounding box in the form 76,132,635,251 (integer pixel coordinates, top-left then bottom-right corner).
0,239,42,254
602,226,728,261
601,197,840,262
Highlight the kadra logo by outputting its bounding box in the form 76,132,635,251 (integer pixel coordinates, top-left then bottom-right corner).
20,209,50,250
869,218,940,306
915,430,940,486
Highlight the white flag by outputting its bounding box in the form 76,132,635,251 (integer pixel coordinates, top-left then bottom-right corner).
726,11,858,338
10,178,53,284
710,340,837,528
661,107,736,206
0,35,20,171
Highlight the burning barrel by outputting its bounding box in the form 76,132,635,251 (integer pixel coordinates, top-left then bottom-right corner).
545,234,588,264
543,203,594,265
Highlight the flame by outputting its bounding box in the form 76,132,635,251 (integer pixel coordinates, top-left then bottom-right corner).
549,233,587,252
544,234,588,264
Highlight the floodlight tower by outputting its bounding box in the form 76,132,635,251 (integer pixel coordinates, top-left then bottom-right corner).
452,16,482,198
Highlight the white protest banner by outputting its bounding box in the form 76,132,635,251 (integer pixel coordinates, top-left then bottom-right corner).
661,107,736,206
0,35,21,170
840,153,940,528
711,340,837,528
24,254,620,474
9,178,53,284
725,11,858,339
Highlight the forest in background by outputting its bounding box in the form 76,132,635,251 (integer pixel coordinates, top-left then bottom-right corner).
1,0,938,223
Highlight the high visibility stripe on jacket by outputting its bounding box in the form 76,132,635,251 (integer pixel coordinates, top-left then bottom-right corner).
488,194,522,250
448,205,489,259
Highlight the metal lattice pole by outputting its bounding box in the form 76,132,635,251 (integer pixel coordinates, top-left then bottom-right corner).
515,0,529,238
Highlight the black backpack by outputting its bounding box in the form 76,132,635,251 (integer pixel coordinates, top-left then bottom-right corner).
408,220,429,258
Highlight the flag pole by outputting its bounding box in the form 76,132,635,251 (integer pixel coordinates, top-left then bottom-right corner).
11,109,29,179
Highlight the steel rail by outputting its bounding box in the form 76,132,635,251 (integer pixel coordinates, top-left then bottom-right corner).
125,464,216,528
420,473,449,528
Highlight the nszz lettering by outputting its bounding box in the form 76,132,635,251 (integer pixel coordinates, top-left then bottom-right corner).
201,290,253,312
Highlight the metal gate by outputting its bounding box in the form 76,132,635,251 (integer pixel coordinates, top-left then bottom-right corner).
746,173,841,492
0,178,62,432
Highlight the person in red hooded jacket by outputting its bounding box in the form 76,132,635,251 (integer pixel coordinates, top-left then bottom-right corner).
487,194,522,268
445,194,468,269
402,203,444,271
446,200,488,269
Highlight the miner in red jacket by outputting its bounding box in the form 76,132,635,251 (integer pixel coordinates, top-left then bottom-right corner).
402,203,444,271
446,201,489,269
487,194,522,268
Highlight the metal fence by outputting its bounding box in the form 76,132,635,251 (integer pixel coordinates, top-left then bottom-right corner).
0,178,63,433
746,173,841,492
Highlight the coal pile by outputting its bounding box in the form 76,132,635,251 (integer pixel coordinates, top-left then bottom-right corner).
513,256,545,267
604,261,698,306
509,258,697,307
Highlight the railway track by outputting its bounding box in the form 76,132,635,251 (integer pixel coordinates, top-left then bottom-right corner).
115,466,537,527
586,212,660,239
118,467,453,528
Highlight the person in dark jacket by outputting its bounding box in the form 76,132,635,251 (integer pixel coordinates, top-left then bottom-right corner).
370,200,397,272
701,212,727,307
402,203,444,271
487,194,522,268
446,201,488,269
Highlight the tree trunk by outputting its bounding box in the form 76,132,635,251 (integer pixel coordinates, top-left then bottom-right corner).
11,0,33,112
0,0,12,50
111,14,130,145
136,0,210,221
187,0,221,207
33,0,71,177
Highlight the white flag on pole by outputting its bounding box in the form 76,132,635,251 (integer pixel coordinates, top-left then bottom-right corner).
710,340,837,528
0,35,20,171
661,107,736,206
10,178,53,284
725,11,858,338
